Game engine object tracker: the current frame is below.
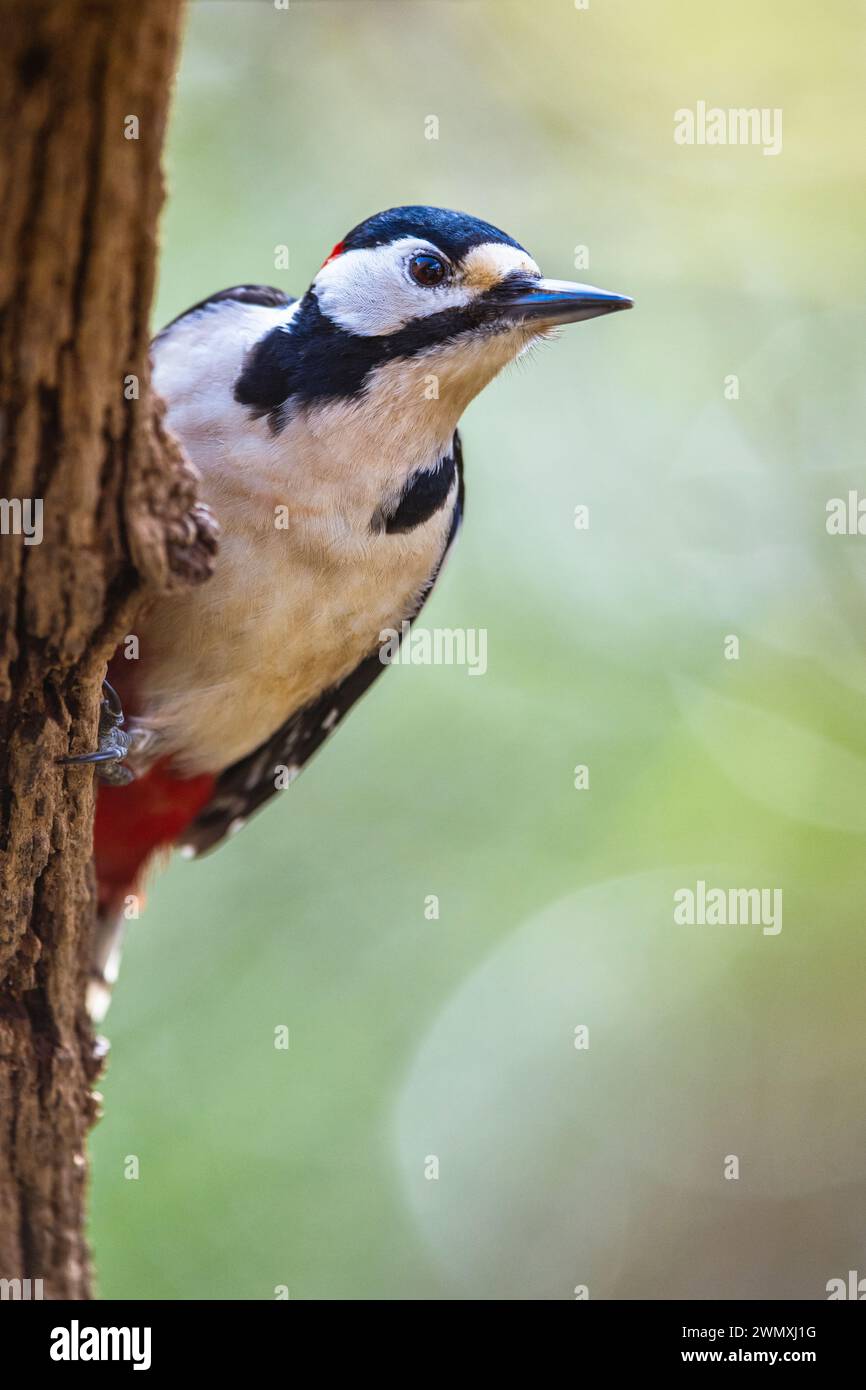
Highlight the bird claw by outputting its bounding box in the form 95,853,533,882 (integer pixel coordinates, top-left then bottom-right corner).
59,680,135,785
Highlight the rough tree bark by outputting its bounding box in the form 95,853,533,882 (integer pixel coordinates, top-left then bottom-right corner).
0,0,214,1298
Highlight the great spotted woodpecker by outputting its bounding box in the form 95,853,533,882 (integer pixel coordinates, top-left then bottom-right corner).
66,205,631,1014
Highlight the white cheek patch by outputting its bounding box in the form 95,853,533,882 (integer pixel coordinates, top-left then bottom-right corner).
312,238,544,338
313,238,477,336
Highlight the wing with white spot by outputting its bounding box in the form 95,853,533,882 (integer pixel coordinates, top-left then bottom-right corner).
180,434,465,856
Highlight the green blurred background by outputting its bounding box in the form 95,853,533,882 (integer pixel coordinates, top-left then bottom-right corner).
90,0,866,1299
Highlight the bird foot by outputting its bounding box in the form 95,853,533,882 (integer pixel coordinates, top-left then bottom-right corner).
59,679,136,786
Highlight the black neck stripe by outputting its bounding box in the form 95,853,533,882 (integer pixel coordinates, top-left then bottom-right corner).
377,453,457,535
234,293,497,429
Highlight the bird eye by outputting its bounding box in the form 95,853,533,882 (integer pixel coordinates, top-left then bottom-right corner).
408,253,448,287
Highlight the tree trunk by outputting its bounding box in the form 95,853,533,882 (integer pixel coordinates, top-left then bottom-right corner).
0,0,213,1299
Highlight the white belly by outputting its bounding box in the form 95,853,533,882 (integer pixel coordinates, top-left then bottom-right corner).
133,480,453,776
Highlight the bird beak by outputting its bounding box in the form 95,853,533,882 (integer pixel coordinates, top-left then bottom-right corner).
489,277,634,327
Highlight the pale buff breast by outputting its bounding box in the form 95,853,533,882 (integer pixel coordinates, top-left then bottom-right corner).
131,490,454,776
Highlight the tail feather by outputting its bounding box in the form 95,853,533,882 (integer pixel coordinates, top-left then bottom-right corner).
92,760,215,1018
88,900,127,1022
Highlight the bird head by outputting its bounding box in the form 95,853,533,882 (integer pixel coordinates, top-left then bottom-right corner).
297,205,632,420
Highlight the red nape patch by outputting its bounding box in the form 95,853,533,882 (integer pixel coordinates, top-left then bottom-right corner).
321,239,346,268
93,758,215,913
